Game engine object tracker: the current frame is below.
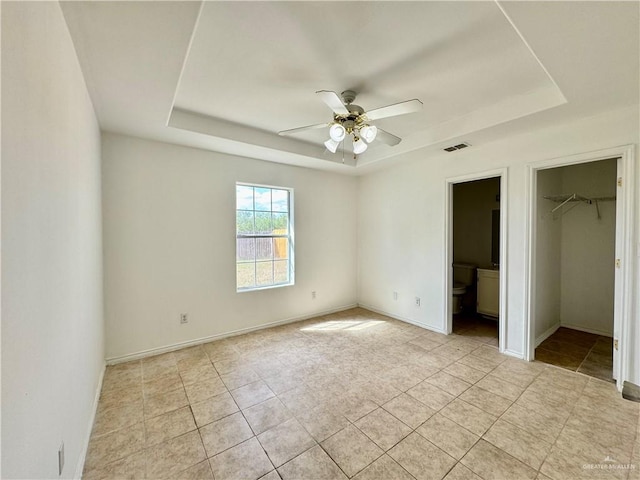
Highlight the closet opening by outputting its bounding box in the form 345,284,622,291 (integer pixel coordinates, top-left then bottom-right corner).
533,158,618,382
446,172,506,350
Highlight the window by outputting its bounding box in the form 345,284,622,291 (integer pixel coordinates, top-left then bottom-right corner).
236,183,294,291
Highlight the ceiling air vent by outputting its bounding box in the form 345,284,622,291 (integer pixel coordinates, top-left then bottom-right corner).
443,142,471,152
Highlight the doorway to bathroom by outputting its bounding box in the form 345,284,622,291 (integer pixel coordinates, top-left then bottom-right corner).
445,170,507,353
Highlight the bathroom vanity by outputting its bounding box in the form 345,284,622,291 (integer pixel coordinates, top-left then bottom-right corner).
477,268,499,318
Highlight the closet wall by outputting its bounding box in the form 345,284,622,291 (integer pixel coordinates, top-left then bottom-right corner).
559,159,617,335
534,169,562,341
535,159,617,343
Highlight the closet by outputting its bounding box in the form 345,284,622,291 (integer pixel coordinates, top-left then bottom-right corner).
533,158,617,382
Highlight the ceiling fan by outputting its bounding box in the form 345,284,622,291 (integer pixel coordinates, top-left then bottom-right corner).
278,90,423,155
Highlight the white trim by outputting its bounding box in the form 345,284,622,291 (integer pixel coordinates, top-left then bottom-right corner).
166,0,205,125
444,168,508,353
358,303,448,335
524,144,636,392
523,163,536,360
559,323,612,338
494,1,566,102
498,171,508,354
503,349,524,359
106,304,357,364
615,145,635,387
74,363,106,479
443,179,453,333
535,322,560,347
235,182,295,292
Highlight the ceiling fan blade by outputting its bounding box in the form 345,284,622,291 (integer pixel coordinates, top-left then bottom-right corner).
316,90,349,115
376,128,402,146
366,99,423,121
278,122,328,136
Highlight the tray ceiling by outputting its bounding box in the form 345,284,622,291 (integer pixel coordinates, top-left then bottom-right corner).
60,1,639,174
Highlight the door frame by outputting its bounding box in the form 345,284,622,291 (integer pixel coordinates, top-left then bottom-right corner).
524,145,636,391
445,168,508,354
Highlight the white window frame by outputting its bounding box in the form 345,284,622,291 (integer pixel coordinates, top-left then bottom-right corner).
235,182,294,292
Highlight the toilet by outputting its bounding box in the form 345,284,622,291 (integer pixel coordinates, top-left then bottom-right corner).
452,263,477,314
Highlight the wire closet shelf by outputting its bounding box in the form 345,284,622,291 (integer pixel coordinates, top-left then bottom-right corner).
543,193,616,219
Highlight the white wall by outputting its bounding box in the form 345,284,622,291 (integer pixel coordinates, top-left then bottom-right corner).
534,169,563,342
1,2,104,478
453,177,500,268
358,106,638,364
559,159,617,335
102,133,358,360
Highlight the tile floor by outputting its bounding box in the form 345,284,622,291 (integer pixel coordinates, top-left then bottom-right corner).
536,327,614,383
84,308,639,480
452,314,499,348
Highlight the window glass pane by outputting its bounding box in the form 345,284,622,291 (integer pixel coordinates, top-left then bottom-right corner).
254,212,272,234
236,238,255,262
236,211,255,235
274,260,289,284
273,212,288,234
237,263,255,289
236,185,254,210
256,238,273,261
236,183,293,291
274,238,288,260
254,187,272,211
272,189,288,212
256,261,273,286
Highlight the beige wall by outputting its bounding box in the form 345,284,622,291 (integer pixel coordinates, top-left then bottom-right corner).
358,105,638,365
534,169,563,342
102,133,358,360
535,159,617,341
2,3,104,477
559,159,617,335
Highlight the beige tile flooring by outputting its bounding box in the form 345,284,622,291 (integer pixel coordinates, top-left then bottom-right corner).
536,327,614,383
84,308,640,480
452,314,499,348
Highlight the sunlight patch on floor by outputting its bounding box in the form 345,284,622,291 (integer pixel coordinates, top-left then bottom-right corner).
301,320,385,332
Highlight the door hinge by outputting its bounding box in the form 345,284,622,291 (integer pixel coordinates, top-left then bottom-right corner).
615,259,621,268
614,339,619,350
617,177,623,187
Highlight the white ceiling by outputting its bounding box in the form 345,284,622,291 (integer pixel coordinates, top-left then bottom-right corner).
60,1,639,175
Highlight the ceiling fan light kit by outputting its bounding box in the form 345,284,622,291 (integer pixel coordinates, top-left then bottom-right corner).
329,123,346,142
278,90,423,159
360,125,378,144
352,137,368,155
324,138,340,153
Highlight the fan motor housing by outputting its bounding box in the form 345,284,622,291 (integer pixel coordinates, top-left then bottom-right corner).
341,90,357,105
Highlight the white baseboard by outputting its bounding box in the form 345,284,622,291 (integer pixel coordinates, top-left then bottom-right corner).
560,322,612,337
106,304,358,365
357,303,448,335
360,304,527,359
74,362,105,479
503,349,524,359
535,322,560,347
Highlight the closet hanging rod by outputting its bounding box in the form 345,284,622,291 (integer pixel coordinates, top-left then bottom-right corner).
544,193,616,204
543,193,616,218
550,193,577,213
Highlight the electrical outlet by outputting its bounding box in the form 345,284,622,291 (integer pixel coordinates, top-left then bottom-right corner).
415,297,421,307
180,313,188,324
58,442,64,476
393,291,398,301
311,291,316,299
